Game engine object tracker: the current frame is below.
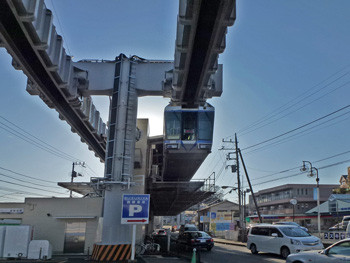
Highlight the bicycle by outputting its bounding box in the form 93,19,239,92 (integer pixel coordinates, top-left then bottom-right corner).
135,236,161,255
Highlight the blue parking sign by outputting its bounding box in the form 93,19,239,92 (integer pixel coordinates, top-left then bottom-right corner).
121,194,150,224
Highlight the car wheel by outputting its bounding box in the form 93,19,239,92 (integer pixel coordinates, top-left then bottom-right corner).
207,246,212,251
281,246,290,259
250,244,258,254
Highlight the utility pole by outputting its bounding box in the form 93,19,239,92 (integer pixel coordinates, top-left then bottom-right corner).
238,148,262,223
70,161,85,198
234,134,242,229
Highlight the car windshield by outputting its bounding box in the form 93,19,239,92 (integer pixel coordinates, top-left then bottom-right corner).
186,227,198,231
276,222,299,226
191,232,211,238
280,227,310,237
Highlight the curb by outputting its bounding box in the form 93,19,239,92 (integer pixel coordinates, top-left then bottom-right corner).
213,239,246,247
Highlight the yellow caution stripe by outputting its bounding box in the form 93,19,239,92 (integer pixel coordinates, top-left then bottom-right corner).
91,244,131,262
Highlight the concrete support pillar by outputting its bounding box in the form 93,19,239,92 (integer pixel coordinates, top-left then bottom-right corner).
101,55,138,244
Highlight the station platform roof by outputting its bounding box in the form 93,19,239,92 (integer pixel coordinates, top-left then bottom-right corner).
58,182,94,196
148,181,215,216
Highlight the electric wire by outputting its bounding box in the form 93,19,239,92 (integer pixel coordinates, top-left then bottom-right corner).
245,109,350,155
0,172,64,190
0,118,98,180
0,116,81,162
240,79,350,137
0,122,76,162
250,149,350,183
0,175,68,195
0,185,68,198
241,104,350,152
251,158,350,188
85,164,100,177
0,166,58,184
235,65,350,136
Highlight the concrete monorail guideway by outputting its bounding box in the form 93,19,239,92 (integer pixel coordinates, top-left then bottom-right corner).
0,0,236,253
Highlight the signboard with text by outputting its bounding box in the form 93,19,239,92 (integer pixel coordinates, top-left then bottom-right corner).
121,194,150,224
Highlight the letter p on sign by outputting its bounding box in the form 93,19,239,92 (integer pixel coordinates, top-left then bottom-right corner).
129,205,142,216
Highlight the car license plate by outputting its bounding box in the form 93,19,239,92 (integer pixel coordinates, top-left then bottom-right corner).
200,240,205,243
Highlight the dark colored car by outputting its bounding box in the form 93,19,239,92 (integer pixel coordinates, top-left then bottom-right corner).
177,231,214,251
179,224,198,234
152,229,167,237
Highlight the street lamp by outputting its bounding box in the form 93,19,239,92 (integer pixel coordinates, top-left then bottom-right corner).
301,161,320,237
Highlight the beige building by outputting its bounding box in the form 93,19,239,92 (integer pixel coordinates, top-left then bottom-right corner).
197,200,239,237
0,119,151,255
0,197,102,254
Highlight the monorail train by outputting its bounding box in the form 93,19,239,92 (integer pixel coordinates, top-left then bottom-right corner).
162,104,214,181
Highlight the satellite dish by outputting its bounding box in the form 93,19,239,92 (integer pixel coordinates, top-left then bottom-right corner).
290,199,298,205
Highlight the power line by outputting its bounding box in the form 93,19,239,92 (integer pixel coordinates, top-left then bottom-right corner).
252,158,350,187
85,164,100,177
245,109,350,155
0,166,57,184
0,123,76,162
235,65,350,135
0,176,67,195
241,104,350,151
0,185,67,198
0,116,81,162
240,79,350,137
0,171,63,190
249,149,350,183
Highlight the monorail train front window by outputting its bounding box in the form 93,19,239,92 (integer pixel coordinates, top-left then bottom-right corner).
182,112,196,141
165,111,181,139
198,111,214,140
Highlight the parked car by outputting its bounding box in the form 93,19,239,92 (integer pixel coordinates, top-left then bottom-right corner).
287,238,350,263
329,222,347,231
247,224,323,259
273,221,308,232
179,224,198,233
177,231,214,251
342,216,350,226
152,229,167,237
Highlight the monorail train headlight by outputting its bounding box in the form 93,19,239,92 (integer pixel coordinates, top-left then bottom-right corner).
199,144,211,149
166,144,179,149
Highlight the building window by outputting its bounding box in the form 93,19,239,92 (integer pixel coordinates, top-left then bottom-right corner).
297,189,300,195
305,189,308,195
301,189,304,195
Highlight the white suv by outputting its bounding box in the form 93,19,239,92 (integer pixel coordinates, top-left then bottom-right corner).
247,224,323,259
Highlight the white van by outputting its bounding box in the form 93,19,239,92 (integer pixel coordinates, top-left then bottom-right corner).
247,224,323,259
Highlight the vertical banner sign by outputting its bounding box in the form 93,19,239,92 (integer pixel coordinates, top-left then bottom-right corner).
313,188,317,201
121,194,150,224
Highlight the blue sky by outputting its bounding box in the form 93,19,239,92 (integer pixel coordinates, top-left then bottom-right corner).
0,0,350,203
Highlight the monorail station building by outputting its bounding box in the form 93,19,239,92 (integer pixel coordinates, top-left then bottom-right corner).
0,119,215,254
0,119,150,254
